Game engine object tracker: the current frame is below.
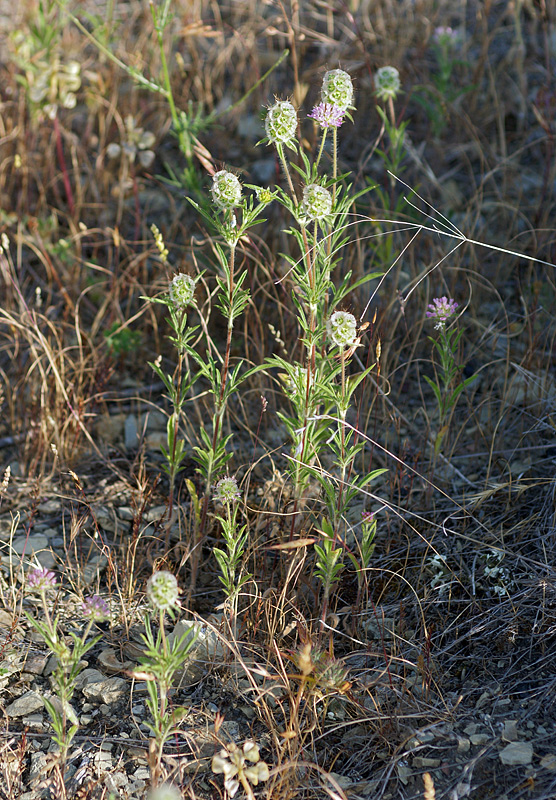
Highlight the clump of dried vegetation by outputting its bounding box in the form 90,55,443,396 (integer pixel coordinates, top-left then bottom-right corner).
0,1,555,799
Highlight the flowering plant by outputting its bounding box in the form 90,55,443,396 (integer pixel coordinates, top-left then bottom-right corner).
424,297,475,454
212,741,270,799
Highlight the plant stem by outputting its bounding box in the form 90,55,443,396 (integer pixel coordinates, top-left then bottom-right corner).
199,243,236,535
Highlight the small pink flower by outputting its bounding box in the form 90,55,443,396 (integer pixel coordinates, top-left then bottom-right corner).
27,567,57,591
82,595,110,621
426,297,458,327
308,102,345,128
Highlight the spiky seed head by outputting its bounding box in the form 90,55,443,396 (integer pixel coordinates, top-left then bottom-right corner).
321,69,354,112
374,66,401,101
327,311,358,348
264,100,298,145
146,571,180,611
301,183,332,220
169,273,196,310
211,170,242,211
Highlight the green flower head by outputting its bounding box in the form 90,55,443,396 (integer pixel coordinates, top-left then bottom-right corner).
374,66,401,101
301,183,333,221
169,273,196,310
265,100,298,146
146,571,180,611
327,311,358,348
211,170,242,211
321,69,355,112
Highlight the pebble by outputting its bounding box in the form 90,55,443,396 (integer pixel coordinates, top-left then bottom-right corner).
124,414,138,449
6,690,44,717
502,720,518,742
457,736,471,753
24,654,49,675
470,733,490,746
29,751,49,782
75,668,107,690
12,533,49,555
540,754,556,771
82,676,128,705
105,771,129,792
22,713,46,731
413,756,441,768
499,741,533,766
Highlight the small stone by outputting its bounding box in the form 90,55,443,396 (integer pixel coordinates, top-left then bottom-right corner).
540,754,556,771
93,749,112,773
22,714,46,731
24,654,49,675
133,767,150,781
75,668,107,690
463,723,478,735
12,534,49,555
499,741,533,766
124,414,138,449
38,500,61,513
413,757,440,768
29,751,49,782
397,764,412,785
82,675,128,705
105,771,129,792
6,690,44,717
502,720,519,742
470,734,490,746
457,737,471,753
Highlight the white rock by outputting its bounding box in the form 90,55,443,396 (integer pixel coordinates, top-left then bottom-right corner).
6,690,44,717
499,741,533,766
75,668,107,690
82,675,128,705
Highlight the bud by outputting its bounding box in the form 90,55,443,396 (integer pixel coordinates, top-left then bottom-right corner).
374,66,401,101
146,571,180,611
327,311,358,348
321,69,354,112
264,100,298,146
301,184,332,220
211,170,242,211
169,273,196,310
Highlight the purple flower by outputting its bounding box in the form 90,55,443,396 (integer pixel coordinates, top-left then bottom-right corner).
308,102,345,129
82,595,110,621
361,511,374,523
426,297,458,328
27,567,57,591
433,26,461,48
